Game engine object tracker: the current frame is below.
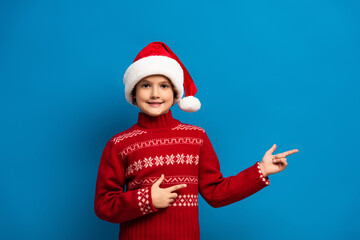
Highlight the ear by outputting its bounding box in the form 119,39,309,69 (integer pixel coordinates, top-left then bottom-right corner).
134,98,138,105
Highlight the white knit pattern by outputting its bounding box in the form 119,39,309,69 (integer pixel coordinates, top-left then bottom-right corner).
126,154,199,176
172,124,205,133
120,137,203,158
128,175,198,190
137,188,154,215
171,194,198,207
112,130,147,144
256,162,270,186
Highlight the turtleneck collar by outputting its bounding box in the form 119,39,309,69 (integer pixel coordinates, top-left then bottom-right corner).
136,110,179,130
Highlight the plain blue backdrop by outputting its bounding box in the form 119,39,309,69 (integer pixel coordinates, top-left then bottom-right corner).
1,0,359,239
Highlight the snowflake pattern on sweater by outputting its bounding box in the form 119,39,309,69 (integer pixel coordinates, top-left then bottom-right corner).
126,154,199,176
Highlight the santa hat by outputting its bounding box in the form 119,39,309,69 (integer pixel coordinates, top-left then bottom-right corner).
123,42,201,112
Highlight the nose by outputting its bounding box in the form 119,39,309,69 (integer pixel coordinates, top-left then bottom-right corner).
150,86,159,99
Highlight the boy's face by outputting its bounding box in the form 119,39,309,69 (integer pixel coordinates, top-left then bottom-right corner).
134,75,174,117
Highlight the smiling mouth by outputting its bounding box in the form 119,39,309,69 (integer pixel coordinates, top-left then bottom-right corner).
147,102,164,106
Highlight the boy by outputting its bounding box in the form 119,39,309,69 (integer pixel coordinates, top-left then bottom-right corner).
94,42,299,240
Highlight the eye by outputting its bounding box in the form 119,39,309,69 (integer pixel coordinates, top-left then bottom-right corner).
141,83,150,88
161,84,170,88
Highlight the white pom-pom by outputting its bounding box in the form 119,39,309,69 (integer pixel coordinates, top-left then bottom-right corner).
178,96,201,112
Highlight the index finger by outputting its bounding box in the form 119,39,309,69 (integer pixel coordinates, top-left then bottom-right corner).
282,149,299,157
166,184,187,192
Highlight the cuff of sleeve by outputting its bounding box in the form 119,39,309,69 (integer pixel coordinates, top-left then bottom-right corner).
147,186,159,212
256,162,270,186
137,186,158,215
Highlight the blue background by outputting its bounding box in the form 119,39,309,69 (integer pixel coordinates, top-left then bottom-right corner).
1,0,359,239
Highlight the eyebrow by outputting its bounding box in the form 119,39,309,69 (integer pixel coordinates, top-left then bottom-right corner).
139,80,171,84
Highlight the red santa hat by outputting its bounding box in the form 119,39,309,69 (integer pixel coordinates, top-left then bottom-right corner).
123,42,201,112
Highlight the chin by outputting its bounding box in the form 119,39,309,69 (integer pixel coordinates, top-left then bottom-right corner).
143,109,170,117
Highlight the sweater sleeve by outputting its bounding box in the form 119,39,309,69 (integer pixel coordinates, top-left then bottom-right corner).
94,140,158,223
198,132,270,208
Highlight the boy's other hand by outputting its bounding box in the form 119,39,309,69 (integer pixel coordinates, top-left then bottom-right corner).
151,174,187,208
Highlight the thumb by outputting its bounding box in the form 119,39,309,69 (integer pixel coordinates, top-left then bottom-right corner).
267,144,277,154
153,174,165,188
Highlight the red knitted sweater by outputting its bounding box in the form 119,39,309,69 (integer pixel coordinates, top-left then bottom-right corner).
94,110,270,240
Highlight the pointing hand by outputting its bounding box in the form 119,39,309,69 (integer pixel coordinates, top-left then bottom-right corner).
151,174,187,208
259,144,299,177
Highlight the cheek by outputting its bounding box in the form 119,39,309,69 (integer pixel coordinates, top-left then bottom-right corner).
165,89,174,100
135,89,148,101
